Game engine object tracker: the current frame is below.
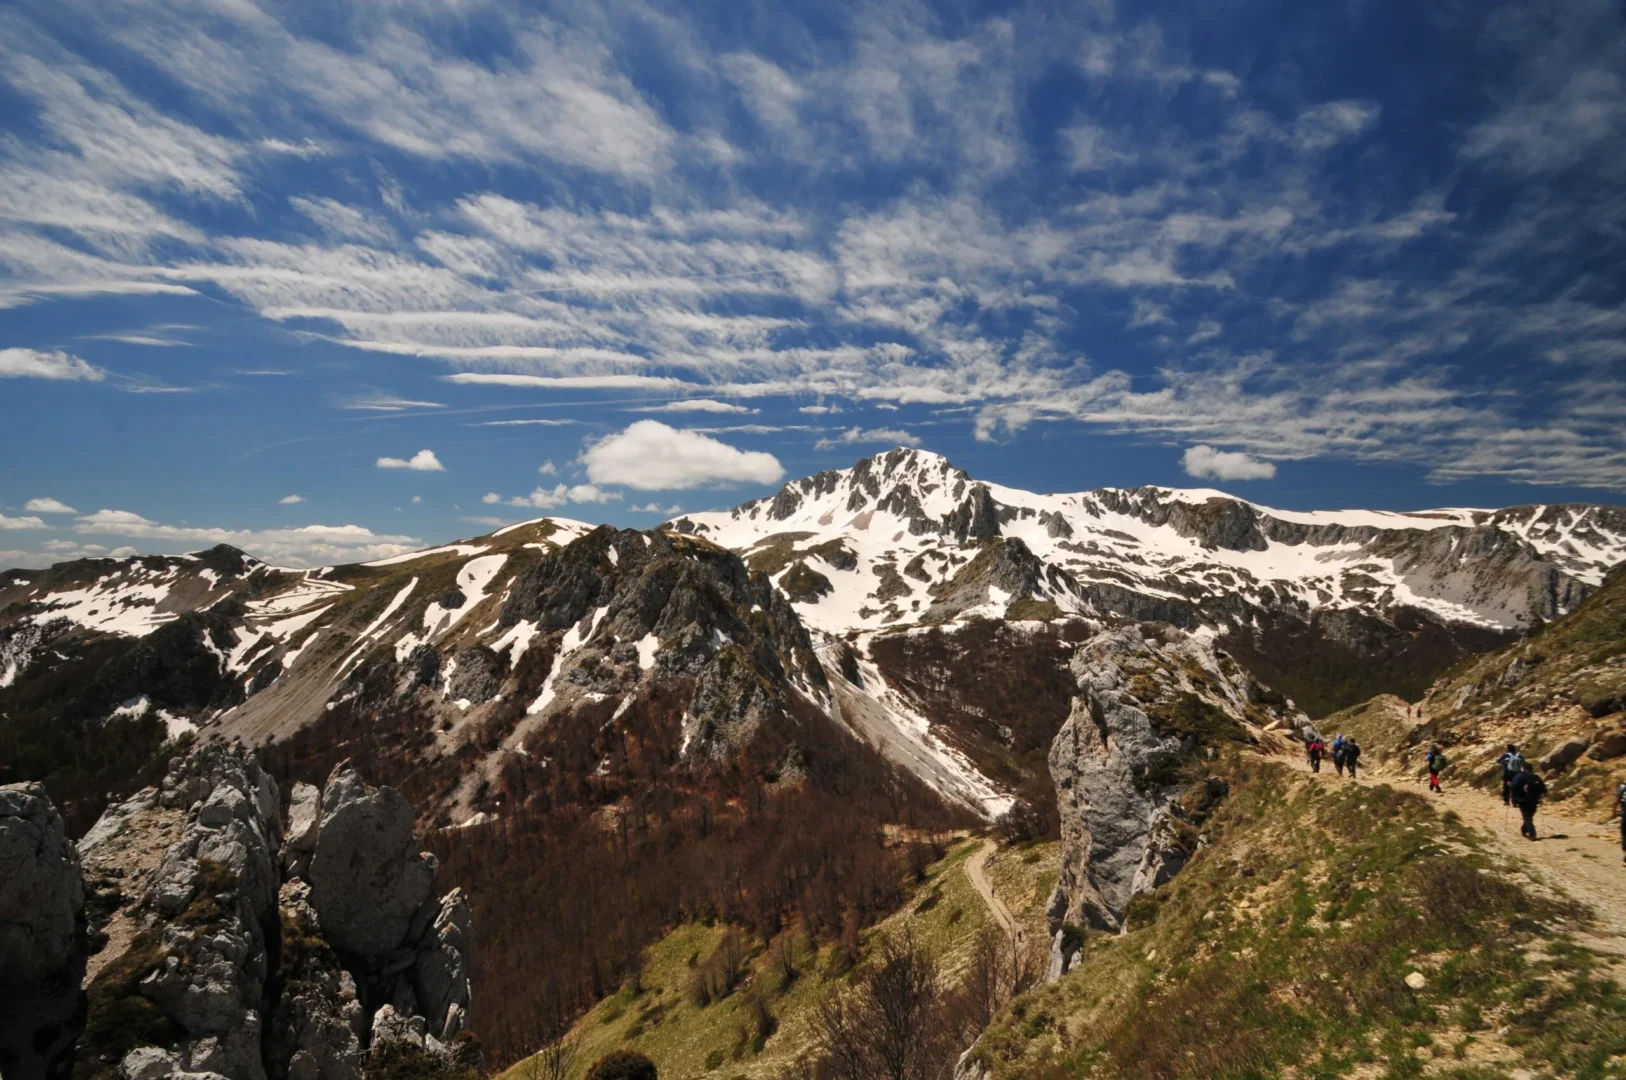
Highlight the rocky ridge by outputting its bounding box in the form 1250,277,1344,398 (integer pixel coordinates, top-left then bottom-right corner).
57,743,471,1080
1044,624,1313,977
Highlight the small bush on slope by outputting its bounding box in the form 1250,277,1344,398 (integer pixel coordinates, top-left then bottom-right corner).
963,761,1626,1080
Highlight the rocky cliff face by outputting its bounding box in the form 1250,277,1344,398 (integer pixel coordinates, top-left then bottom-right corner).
65,744,471,1080
1044,624,1312,977
0,782,87,1080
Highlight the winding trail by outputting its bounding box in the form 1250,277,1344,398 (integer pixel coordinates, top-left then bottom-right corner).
965,838,1019,938
1289,753,1626,957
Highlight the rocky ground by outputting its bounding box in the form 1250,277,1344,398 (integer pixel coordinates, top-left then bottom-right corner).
0,743,475,1080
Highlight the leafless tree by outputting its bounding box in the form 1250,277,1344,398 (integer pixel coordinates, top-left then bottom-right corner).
811,928,954,1080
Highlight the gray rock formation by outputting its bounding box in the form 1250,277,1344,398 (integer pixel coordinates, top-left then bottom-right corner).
306,763,438,959
135,743,284,1080
1044,624,1309,978
0,782,87,1080
70,747,473,1080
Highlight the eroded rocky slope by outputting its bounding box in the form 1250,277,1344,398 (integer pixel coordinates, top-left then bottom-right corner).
1044,624,1313,975
54,743,472,1080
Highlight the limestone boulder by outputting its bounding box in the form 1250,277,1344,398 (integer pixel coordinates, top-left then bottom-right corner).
307,762,437,959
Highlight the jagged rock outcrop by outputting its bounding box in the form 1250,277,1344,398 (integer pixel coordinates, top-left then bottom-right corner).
0,783,87,1080
70,747,472,1080
1044,624,1311,978
91,744,284,1080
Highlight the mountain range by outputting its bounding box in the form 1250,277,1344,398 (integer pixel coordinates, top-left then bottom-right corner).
4,447,1624,834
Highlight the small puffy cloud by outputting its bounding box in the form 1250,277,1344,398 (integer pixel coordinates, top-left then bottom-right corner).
0,513,48,530
815,427,922,450
24,497,76,514
1181,445,1278,481
538,460,558,476
629,502,684,515
504,483,622,509
581,421,784,490
411,495,422,504
0,348,106,382
799,404,842,415
377,449,445,472
481,492,502,504
636,399,757,414
279,494,306,505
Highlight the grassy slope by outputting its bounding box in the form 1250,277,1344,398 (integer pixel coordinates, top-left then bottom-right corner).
964,760,1626,1080
504,838,1062,1080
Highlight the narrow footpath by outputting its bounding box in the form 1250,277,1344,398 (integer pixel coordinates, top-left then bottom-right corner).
1292,753,1626,957
964,837,1019,938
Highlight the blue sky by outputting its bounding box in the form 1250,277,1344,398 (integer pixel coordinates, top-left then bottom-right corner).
2,0,1623,567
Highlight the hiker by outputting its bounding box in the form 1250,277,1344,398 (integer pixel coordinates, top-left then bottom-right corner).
1614,780,1626,865
1331,734,1347,777
1344,738,1362,780
1497,745,1525,806
1307,736,1326,774
1425,745,1447,793
1508,763,1548,841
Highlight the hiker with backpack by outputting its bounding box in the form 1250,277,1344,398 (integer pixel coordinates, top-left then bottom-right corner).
1614,781,1626,865
1508,763,1548,840
1331,734,1348,777
1425,745,1447,793
1306,735,1326,774
1344,737,1362,780
1498,745,1525,806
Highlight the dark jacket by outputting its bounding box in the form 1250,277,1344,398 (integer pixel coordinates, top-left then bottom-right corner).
1509,771,1547,806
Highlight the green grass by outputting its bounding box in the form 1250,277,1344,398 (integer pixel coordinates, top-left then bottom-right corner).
505,840,1000,1080
963,762,1626,1079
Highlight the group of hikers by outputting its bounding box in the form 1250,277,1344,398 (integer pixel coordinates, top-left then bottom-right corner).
1303,733,1362,777
1299,731,1577,843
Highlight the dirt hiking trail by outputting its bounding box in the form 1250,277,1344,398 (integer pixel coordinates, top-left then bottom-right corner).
965,838,1019,939
1288,750,1626,957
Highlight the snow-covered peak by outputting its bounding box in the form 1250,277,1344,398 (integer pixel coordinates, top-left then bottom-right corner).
674,454,1626,636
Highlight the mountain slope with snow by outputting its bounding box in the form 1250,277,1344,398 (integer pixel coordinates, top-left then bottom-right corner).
671,448,1625,638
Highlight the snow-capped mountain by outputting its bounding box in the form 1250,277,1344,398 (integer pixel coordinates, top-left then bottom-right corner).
5,447,1623,832
672,447,1626,637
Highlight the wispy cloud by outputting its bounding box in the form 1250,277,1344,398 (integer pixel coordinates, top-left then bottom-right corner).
72,509,419,566
23,497,76,514
815,426,922,450
0,348,105,381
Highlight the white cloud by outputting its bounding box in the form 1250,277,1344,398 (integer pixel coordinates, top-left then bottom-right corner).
635,399,757,414
71,509,420,566
444,373,693,391
0,348,106,381
411,495,422,504
1,513,48,530
1181,444,1278,481
377,449,445,472
476,419,578,427
538,460,558,476
581,421,784,490
629,502,684,515
342,392,445,412
814,427,923,450
24,497,76,513
279,494,305,504
503,483,621,508
799,404,842,415
461,515,506,527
